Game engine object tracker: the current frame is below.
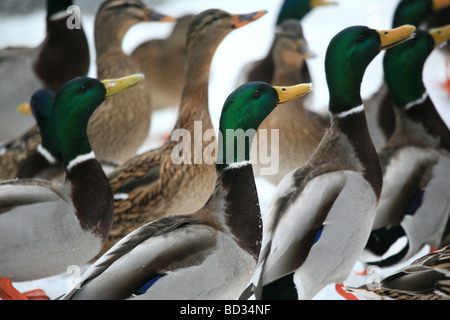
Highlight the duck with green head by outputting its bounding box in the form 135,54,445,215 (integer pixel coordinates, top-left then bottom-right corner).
364,0,450,150
63,81,312,300
0,73,144,299
423,4,450,95
14,90,64,181
239,24,416,300
360,24,450,269
105,9,267,255
238,0,336,87
0,0,90,178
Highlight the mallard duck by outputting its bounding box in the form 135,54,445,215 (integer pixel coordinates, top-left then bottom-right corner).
0,74,144,298
237,0,336,89
239,24,416,300
14,90,64,181
345,245,450,300
105,9,267,253
364,0,450,150
0,0,90,144
423,5,450,95
63,81,313,300
359,25,450,269
251,19,328,185
88,0,174,165
131,14,195,110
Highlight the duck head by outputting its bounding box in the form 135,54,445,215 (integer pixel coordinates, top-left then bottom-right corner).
94,0,174,53
185,9,267,51
393,0,450,27
52,74,144,169
217,82,312,168
325,25,416,115
276,0,336,25
18,90,59,160
384,24,450,108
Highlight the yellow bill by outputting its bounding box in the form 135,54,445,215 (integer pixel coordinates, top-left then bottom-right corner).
17,102,32,115
378,24,416,50
101,73,145,98
429,24,450,47
274,83,313,105
311,0,337,7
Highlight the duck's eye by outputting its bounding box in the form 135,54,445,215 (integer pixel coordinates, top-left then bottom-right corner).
79,84,89,94
357,34,366,43
254,89,262,98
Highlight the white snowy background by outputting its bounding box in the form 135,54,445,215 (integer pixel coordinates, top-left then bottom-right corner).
0,0,448,299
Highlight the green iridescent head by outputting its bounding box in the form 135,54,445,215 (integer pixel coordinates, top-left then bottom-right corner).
52,74,144,168
325,25,416,115
393,0,450,27
276,0,336,25
384,24,450,108
18,90,59,159
217,81,312,169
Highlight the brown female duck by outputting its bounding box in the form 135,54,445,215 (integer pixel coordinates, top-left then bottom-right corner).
131,14,195,110
88,0,174,165
251,19,328,185
237,0,335,90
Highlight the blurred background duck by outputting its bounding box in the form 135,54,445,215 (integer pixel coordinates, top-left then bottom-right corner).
360,25,450,270
104,9,267,254
63,81,312,300
250,19,328,185
0,0,90,179
0,0,90,144
131,14,195,112
346,245,450,300
236,0,336,92
87,0,174,166
423,3,450,95
0,74,144,300
364,0,450,150
240,24,415,300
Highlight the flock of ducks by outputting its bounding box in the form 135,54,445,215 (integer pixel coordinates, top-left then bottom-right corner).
0,0,449,301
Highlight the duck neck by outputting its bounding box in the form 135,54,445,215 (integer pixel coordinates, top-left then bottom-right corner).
326,110,382,199
326,59,365,115
216,127,256,171
53,100,98,169
66,158,113,244
174,38,217,131
58,127,93,170
213,162,262,260
402,96,450,151
384,60,427,110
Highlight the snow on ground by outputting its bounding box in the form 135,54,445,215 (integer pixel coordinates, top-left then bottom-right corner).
1,0,449,300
